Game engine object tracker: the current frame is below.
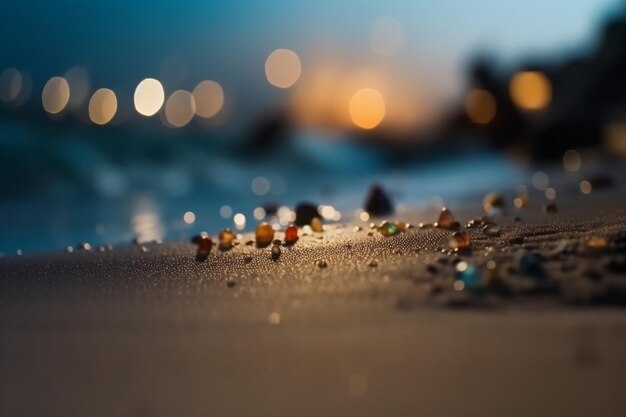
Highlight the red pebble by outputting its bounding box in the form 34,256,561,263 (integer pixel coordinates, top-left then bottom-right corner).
195,236,212,261
285,224,299,244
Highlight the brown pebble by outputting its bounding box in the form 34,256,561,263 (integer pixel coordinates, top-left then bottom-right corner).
256,223,275,247
317,260,327,268
436,207,459,230
369,260,378,267
271,245,281,260
226,280,236,288
311,217,324,232
285,224,299,244
218,228,236,250
449,230,471,249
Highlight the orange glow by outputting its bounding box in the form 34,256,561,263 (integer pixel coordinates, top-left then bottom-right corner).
465,89,497,124
134,78,165,116
42,77,70,114
349,88,386,129
88,88,117,125
192,80,224,118
164,90,195,127
265,49,302,88
509,71,551,110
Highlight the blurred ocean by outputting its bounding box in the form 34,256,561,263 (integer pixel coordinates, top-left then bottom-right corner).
0,120,525,254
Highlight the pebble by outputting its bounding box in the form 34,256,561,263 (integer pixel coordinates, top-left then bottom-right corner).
379,221,398,237
586,236,608,250
226,280,236,288
195,236,212,262
483,224,501,237
449,230,471,249
219,228,236,250
285,225,299,244
436,207,460,230
363,184,394,216
295,202,319,226
317,260,328,268
311,217,324,233
271,245,281,261
369,260,378,267
256,223,275,247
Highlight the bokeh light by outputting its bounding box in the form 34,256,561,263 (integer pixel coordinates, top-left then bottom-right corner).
465,89,497,124
192,80,224,118
88,88,117,125
349,88,386,129
42,76,70,114
265,49,302,89
0,68,22,103
509,71,552,110
562,149,582,171
165,90,195,127
134,78,165,117
370,17,404,57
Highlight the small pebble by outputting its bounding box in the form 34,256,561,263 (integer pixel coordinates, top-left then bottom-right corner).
226,280,236,288
285,224,299,244
244,256,253,264
449,230,471,249
271,245,281,261
369,260,378,267
317,260,328,268
195,236,212,262
482,224,501,237
311,217,324,232
256,223,275,247
586,236,608,250
436,207,459,230
218,228,236,250
379,221,398,237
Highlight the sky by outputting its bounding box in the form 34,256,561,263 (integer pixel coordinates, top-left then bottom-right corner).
0,0,620,128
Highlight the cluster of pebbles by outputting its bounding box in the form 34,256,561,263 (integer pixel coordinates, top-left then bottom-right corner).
188,184,626,308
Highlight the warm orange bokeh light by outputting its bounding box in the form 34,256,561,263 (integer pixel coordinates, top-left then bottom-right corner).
134,78,165,117
164,90,195,127
88,88,117,125
465,89,497,124
265,49,302,89
192,80,224,118
509,71,552,110
42,77,70,114
349,88,386,129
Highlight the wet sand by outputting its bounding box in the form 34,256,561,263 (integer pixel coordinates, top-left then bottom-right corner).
1,190,626,416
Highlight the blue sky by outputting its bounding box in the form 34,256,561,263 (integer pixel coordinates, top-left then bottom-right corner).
0,0,620,123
